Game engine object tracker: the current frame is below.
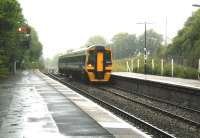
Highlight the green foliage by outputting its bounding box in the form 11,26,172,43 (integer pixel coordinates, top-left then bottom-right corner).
0,0,43,73
166,9,200,68
111,33,138,59
113,57,199,79
20,28,43,69
138,29,163,55
84,35,107,47
0,67,9,78
112,59,127,72
155,46,167,58
111,30,163,60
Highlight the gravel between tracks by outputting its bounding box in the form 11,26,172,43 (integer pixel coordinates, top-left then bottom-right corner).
103,86,200,124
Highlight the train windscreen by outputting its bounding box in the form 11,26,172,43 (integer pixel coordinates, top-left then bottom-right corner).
105,51,112,64
88,51,96,66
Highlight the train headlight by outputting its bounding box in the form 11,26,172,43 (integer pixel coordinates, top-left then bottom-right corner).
87,64,92,67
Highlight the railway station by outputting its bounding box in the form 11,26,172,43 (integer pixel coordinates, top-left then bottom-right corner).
1,69,200,137
1,0,200,138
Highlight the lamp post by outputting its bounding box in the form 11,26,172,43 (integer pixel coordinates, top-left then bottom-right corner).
192,4,200,7
137,22,152,74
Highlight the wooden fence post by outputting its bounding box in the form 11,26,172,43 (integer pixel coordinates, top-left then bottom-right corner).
152,59,154,73
198,59,200,79
171,59,174,77
161,59,164,75
137,59,140,72
131,59,134,72
126,61,131,72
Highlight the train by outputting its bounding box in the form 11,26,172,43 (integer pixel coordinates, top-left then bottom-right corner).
58,45,112,82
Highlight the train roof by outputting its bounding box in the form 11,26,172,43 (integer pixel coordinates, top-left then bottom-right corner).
59,44,106,59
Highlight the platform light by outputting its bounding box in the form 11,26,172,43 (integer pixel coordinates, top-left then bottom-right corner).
192,4,200,7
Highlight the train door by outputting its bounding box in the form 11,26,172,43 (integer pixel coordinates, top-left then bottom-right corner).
97,52,104,72
96,51,105,79
87,48,105,80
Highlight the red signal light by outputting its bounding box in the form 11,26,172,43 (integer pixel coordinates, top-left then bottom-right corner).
17,27,22,32
17,26,31,33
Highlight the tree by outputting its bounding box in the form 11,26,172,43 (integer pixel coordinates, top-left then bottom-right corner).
0,0,43,71
21,28,43,69
138,29,163,56
166,9,200,68
111,33,138,59
84,35,107,47
0,0,26,71
110,30,163,60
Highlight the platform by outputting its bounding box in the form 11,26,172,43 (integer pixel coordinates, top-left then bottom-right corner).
112,72,200,90
0,70,150,138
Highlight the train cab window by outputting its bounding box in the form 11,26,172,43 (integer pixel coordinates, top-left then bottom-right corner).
105,51,112,64
88,51,96,65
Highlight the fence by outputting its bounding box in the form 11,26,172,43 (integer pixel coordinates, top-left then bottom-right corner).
124,58,200,80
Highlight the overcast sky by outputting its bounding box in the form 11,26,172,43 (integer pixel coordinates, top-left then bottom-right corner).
18,0,198,58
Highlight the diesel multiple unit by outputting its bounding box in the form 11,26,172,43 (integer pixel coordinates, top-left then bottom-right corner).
58,45,112,82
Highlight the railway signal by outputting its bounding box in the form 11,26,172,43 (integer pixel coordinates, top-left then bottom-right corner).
17,26,31,49
17,26,31,34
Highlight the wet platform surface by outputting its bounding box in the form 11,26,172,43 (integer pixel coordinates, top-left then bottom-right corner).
0,71,150,138
112,72,200,90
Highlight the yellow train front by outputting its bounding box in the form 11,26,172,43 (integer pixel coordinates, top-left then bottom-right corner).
58,45,112,82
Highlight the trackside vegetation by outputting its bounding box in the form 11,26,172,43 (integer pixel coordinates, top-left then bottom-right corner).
0,0,43,77
113,57,198,79
111,9,200,79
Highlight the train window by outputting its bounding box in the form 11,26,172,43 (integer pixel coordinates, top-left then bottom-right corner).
105,51,111,64
88,51,96,65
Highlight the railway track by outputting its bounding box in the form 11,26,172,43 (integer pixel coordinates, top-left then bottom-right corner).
98,86,200,127
46,73,175,138
112,85,200,118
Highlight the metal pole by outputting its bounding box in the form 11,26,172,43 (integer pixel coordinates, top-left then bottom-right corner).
137,22,153,74
14,60,16,74
165,16,168,47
